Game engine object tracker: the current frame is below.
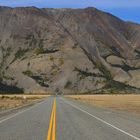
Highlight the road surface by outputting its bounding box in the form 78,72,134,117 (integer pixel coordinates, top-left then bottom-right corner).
0,96,140,140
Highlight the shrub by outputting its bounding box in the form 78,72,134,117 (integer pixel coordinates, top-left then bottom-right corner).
59,58,64,66
50,56,54,61
64,81,72,89
15,49,28,59
23,70,33,77
35,47,44,55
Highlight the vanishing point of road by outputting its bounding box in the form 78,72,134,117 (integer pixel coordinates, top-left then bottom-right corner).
0,96,140,140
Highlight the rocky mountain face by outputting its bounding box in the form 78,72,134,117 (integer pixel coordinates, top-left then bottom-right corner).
0,6,140,94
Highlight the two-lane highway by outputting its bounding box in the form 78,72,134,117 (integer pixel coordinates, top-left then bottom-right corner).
0,96,140,140
0,97,54,140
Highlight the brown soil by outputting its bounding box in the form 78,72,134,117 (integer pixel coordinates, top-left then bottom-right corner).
66,95,140,115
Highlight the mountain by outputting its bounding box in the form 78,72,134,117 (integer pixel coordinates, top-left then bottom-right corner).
0,6,140,94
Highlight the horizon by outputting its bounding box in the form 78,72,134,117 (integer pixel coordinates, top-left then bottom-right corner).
0,6,139,24
0,0,140,24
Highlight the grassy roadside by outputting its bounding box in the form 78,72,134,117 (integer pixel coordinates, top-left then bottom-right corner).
66,95,140,116
0,94,49,111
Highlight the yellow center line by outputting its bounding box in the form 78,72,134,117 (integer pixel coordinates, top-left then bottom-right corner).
52,100,56,140
46,98,56,140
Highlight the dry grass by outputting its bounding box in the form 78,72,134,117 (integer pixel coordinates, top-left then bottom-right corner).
66,95,140,115
0,94,49,111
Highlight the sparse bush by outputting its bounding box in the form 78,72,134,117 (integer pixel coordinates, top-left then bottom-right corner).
72,44,77,49
0,76,2,82
79,75,86,80
23,70,33,77
64,81,72,89
51,69,58,76
35,47,44,55
96,63,112,80
3,75,14,80
35,47,58,55
50,56,54,61
11,48,28,64
1,95,6,99
59,58,64,66
38,79,45,86
15,49,28,60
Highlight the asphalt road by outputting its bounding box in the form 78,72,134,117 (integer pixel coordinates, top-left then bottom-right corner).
0,96,140,140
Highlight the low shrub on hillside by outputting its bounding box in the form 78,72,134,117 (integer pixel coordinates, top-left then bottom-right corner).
23,70,33,77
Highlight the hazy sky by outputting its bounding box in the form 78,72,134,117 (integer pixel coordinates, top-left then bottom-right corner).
0,0,140,23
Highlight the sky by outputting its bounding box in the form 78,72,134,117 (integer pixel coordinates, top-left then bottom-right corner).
0,0,140,23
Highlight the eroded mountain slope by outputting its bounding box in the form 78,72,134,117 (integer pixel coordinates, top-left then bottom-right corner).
0,7,140,94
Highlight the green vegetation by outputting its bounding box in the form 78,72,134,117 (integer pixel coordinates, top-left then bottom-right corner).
74,67,104,79
0,76,2,82
22,70,49,87
135,49,140,59
35,47,58,55
10,48,28,64
25,34,34,40
15,49,28,59
96,63,112,80
5,47,11,58
3,75,14,80
23,70,33,77
31,75,49,87
25,34,37,47
0,47,11,79
51,69,58,76
95,79,104,86
72,43,78,49
59,58,64,66
111,61,140,72
37,79,45,86
50,56,54,61
50,64,60,76
35,47,45,55
64,81,72,89
38,39,44,48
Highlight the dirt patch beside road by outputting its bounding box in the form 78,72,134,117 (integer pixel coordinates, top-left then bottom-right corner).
0,95,49,111
66,95,140,115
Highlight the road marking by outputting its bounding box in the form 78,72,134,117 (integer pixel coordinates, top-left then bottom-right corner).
0,99,47,124
52,99,56,140
62,98,140,140
46,98,56,140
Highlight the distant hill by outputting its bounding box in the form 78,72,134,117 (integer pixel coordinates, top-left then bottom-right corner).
0,6,140,94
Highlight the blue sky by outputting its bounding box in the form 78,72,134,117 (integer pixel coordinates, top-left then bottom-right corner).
0,0,140,23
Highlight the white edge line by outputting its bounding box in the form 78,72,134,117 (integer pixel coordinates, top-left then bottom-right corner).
0,99,47,124
61,98,140,140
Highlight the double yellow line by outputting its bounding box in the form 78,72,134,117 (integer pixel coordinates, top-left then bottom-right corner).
46,98,56,140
